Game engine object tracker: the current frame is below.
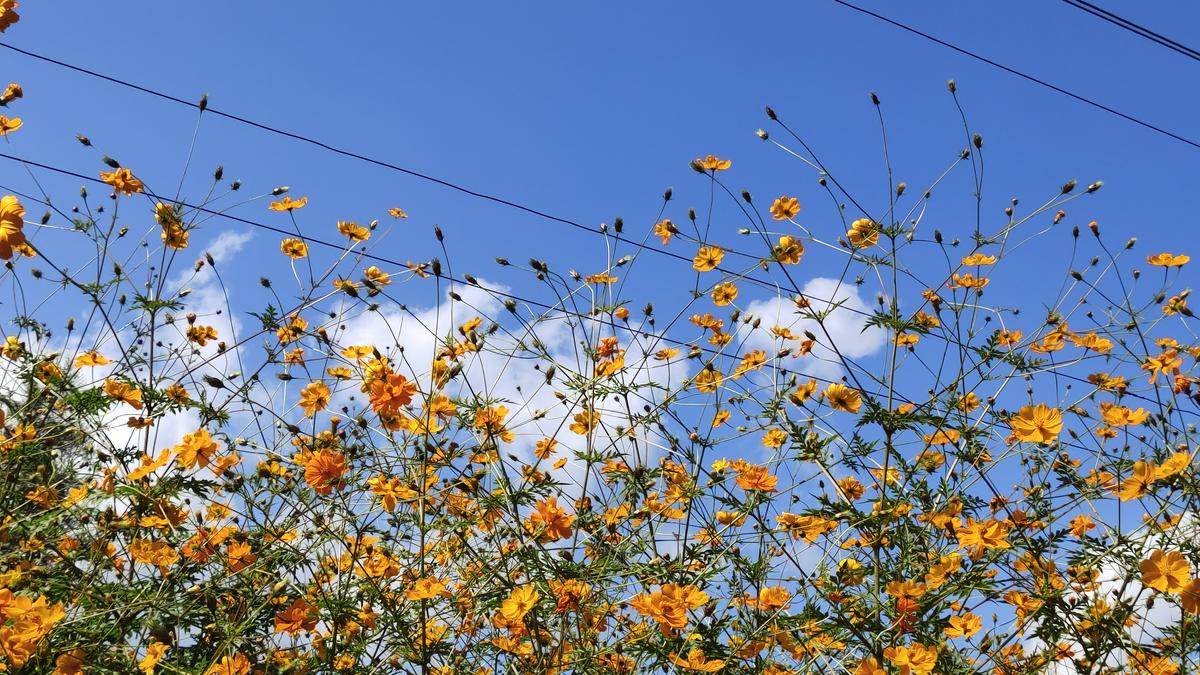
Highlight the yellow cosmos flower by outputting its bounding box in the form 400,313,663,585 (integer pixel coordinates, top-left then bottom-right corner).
847,218,880,248
298,381,331,417
0,194,27,260
711,281,738,306
693,245,724,272
774,234,804,264
498,584,540,623
823,383,862,413
653,218,676,245
100,167,145,195
669,649,726,672
769,195,801,220
280,238,308,259
0,114,21,135
695,154,731,171
961,252,997,265
1147,252,1190,267
268,195,308,211
1009,404,1062,443
338,220,371,242
73,351,111,367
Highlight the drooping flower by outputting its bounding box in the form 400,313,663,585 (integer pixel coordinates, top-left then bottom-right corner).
0,194,27,260
0,1,19,33
847,218,880,248
337,220,370,242
824,383,862,413
774,234,804,264
0,114,21,136
100,167,145,195
653,218,676,245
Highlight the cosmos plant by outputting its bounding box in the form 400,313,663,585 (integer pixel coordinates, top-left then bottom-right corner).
0,6,1197,675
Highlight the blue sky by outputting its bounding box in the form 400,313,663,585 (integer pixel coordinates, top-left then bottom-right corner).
1,0,1197,401
5,1,1198,283
2,0,1197,629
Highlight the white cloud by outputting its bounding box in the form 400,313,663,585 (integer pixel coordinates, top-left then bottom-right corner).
338,278,692,497
738,276,885,381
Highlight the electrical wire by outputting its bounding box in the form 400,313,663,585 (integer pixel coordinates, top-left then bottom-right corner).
1059,0,1200,63
829,0,1200,150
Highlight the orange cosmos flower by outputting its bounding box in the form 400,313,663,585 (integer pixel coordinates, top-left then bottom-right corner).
369,372,417,414
653,218,676,245
1142,350,1182,384
668,649,726,672
736,464,778,492
274,598,319,635
303,448,346,495
280,238,308,258
174,428,220,469
204,653,251,675
944,612,982,638
0,83,20,105
956,517,1011,557
0,1,19,33
73,351,111,367
527,496,574,543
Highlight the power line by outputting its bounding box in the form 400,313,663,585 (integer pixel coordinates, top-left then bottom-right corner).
829,0,1200,151
1,151,1190,419
1,40,874,310
0,40,773,272
1059,0,1200,63
0,150,864,389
